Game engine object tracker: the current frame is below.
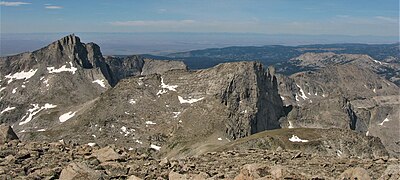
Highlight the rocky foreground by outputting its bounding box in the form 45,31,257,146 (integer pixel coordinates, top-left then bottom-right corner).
0,138,399,180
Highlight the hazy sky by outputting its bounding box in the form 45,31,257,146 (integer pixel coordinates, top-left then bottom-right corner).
1,0,399,36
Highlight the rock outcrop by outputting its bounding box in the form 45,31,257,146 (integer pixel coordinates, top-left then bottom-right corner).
0,124,18,144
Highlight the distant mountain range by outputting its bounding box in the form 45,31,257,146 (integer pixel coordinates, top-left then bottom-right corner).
143,43,400,85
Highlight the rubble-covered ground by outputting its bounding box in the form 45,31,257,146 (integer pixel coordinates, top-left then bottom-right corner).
0,140,398,180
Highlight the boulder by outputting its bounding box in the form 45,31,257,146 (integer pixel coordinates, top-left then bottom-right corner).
92,146,121,162
339,167,371,180
234,163,270,180
100,161,127,177
59,162,104,180
169,171,188,180
127,175,143,180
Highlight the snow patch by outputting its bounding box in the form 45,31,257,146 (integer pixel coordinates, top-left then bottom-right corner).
172,112,181,118
1,106,16,114
178,96,204,104
373,88,376,93
37,129,46,132
145,121,156,125
59,111,77,123
19,103,57,125
289,135,309,142
161,77,177,91
121,126,130,136
12,88,17,94
217,137,222,141
366,131,369,136
372,59,383,65
43,78,50,87
150,144,161,151
378,118,390,126
5,69,37,84
296,84,308,100
87,143,96,147
336,150,343,157
0,87,6,92
157,77,178,95
135,140,143,144
92,79,106,88
129,99,136,104
280,96,285,100
47,62,77,74
288,121,294,129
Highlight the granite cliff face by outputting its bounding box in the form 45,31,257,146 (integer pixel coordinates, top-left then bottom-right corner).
277,64,400,156
21,61,285,157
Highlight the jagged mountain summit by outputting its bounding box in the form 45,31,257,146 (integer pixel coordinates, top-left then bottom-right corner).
0,34,186,133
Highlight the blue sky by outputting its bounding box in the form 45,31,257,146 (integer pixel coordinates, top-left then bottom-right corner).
0,0,399,36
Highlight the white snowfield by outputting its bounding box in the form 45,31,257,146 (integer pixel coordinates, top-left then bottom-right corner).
289,135,309,142
178,96,204,104
87,143,96,147
92,79,106,88
19,103,57,125
47,62,77,74
59,111,77,122
0,106,16,114
5,69,38,84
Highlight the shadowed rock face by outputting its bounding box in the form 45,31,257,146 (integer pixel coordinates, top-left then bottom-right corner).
0,124,19,144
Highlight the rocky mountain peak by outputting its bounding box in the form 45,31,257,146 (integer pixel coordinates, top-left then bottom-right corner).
56,34,80,47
